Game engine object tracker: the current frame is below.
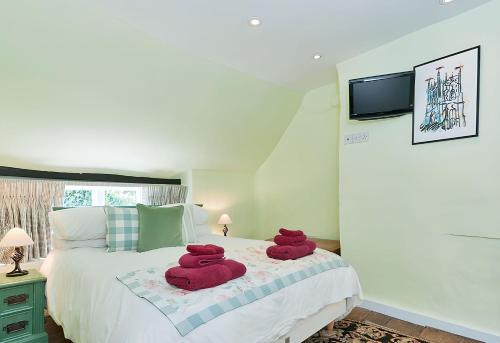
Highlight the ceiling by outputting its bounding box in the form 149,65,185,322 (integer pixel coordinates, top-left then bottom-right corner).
87,0,491,90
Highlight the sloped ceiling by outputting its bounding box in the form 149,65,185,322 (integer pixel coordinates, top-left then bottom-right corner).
86,0,491,90
0,1,302,177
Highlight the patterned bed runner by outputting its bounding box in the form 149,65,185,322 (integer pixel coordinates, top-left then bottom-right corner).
116,245,349,336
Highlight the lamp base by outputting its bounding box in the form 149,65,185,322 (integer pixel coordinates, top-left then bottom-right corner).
6,269,28,277
6,247,28,277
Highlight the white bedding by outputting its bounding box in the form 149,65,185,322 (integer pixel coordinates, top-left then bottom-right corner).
41,235,362,343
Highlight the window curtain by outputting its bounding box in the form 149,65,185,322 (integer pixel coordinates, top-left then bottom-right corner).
141,184,188,206
0,179,65,262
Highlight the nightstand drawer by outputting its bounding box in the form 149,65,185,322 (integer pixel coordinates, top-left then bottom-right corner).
0,284,33,314
0,309,33,342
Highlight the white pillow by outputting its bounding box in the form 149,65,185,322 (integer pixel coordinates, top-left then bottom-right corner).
195,224,213,237
49,207,107,241
192,205,209,224
52,237,106,250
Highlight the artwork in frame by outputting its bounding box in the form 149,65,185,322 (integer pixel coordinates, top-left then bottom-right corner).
412,46,480,145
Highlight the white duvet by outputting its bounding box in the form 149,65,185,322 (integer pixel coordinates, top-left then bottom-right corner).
41,235,362,343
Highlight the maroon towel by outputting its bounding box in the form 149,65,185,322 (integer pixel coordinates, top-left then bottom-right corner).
165,259,246,291
273,234,307,246
165,264,232,291
304,240,317,252
178,253,225,268
279,228,304,237
186,244,224,256
266,240,316,260
219,259,247,279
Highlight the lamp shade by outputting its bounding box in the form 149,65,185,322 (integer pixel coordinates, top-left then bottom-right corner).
0,228,34,247
217,214,232,225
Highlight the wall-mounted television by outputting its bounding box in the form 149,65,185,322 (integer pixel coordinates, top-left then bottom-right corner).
349,71,414,121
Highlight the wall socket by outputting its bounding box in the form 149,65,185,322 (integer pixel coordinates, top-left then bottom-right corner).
344,132,369,145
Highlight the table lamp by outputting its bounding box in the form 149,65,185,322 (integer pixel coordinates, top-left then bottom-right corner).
0,228,34,277
218,214,232,237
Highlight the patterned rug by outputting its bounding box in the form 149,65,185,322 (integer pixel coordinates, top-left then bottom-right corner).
305,319,431,343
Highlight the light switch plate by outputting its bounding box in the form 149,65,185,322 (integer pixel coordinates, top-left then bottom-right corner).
344,132,369,145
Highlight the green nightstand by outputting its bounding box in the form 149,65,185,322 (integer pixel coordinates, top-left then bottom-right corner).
0,270,47,343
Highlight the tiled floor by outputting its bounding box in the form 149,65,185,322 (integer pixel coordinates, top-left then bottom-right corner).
45,307,483,343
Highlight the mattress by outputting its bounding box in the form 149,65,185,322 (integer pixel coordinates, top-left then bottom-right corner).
41,235,362,343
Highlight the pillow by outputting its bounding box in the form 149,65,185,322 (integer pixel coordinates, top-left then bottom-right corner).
136,204,184,252
105,207,139,252
52,237,106,250
192,205,209,225
49,207,106,240
195,224,213,237
160,203,198,243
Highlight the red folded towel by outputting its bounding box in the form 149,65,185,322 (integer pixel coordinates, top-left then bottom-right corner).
279,228,304,237
266,240,316,260
273,234,307,246
178,253,225,268
220,259,247,279
304,240,317,251
266,245,311,260
186,244,225,256
165,264,231,291
165,259,246,291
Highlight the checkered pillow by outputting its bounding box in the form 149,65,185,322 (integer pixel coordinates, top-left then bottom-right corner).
105,206,139,252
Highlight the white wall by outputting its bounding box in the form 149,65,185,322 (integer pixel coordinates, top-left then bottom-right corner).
191,170,256,238
255,84,340,240
337,0,500,336
0,0,301,176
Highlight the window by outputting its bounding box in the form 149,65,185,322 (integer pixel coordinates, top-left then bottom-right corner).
63,186,142,207
63,189,92,207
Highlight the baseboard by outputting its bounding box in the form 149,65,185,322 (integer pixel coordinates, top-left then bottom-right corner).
360,300,500,343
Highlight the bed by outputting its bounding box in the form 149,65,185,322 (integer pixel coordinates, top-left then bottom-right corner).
41,233,362,343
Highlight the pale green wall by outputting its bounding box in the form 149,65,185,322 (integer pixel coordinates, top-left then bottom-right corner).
337,0,500,335
191,170,256,238
0,0,301,176
254,84,340,240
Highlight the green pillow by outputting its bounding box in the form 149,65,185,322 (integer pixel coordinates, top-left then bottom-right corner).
136,204,184,252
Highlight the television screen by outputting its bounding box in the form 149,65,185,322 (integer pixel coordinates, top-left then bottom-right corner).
349,71,414,120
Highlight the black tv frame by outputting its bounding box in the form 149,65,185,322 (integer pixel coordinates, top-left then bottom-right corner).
349,71,415,121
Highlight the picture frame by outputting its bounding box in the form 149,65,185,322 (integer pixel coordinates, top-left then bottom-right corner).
412,46,480,145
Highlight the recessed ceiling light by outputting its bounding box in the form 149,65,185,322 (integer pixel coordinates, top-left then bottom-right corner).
440,0,455,4
248,18,261,27
313,54,322,60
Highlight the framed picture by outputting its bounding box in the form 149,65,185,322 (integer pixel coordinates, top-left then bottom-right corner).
412,46,480,145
